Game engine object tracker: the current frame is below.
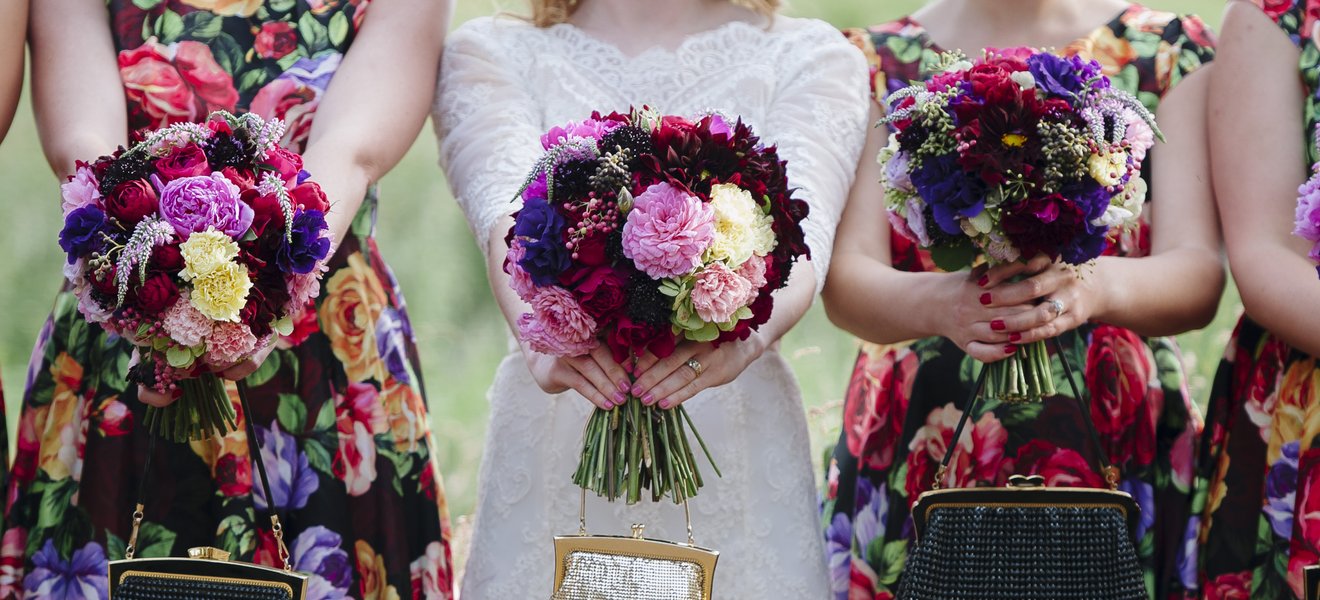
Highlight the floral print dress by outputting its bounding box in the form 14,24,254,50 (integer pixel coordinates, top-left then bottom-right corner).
821,6,1215,599
1192,2,1320,598
2,2,453,598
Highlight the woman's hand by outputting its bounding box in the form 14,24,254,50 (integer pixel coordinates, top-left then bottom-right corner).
929,263,1040,363
523,343,631,410
627,334,770,409
980,255,1099,345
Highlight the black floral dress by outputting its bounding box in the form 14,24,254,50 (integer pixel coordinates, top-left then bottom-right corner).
1,2,453,598
821,6,1216,599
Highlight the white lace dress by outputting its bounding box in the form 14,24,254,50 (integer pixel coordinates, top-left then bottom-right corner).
434,15,869,599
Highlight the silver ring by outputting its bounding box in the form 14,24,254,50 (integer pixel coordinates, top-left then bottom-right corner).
1046,298,1066,317
685,358,704,378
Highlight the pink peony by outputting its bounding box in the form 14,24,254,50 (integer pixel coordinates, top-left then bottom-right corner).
206,321,259,366
736,254,769,290
691,262,754,323
621,183,715,279
162,293,214,347
517,287,598,356
505,240,538,302
540,118,620,149
60,166,101,216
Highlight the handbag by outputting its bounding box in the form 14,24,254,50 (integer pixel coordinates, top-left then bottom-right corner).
551,488,719,600
898,338,1146,600
108,380,310,599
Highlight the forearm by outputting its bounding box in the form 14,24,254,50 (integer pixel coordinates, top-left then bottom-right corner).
754,260,818,348
298,146,371,249
1229,242,1320,356
31,0,126,177
0,0,25,144
822,253,951,344
1088,246,1224,337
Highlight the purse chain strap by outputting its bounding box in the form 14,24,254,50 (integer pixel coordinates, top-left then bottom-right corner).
125,380,294,571
577,488,697,546
932,336,1119,491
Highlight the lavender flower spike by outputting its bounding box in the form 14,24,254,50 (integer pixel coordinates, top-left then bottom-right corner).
115,217,175,307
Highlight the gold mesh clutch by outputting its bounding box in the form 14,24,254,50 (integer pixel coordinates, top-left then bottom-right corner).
551,492,718,600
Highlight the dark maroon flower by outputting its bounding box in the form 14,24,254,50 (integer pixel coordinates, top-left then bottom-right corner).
135,273,179,315
151,245,184,273
1001,194,1086,262
571,267,627,321
105,180,159,224
606,317,676,364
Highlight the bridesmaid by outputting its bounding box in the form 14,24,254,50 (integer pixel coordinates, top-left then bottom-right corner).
1194,1,1320,597
5,0,454,597
0,0,26,511
820,1,1222,598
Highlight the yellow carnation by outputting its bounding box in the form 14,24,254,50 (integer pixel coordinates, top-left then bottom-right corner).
1087,150,1128,188
705,183,776,267
179,229,240,281
189,261,252,322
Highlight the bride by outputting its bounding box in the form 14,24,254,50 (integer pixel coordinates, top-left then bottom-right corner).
434,0,868,596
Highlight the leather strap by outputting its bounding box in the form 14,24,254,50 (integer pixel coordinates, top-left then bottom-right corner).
934,337,1118,490
127,379,293,570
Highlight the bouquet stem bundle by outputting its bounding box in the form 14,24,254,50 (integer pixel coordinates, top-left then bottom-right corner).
572,385,719,503
142,374,236,441
985,340,1055,403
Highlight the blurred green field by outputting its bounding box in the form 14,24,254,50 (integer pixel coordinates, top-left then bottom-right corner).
0,0,1237,520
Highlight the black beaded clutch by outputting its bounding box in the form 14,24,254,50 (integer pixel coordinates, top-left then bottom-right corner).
897,340,1145,600
1306,565,1320,600
108,382,309,599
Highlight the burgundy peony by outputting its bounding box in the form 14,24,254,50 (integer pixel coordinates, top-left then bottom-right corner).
155,143,211,181
105,180,159,224
136,273,181,316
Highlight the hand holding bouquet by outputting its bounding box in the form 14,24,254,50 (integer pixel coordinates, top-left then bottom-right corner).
58,111,332,442
879,48,1159,402
508,108,809,503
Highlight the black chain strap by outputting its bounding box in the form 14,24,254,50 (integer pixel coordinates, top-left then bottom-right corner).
935,337,1118,490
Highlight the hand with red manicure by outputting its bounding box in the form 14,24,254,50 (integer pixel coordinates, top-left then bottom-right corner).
968,254,1100,358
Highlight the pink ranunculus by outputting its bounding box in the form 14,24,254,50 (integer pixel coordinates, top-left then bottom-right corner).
162,293,214,347
159,173,254,238
517,287,598,357
540,118,621,149
505,241,538,302
621,183,715,279
736,254,768,290
334,382,388,496
690,262,754,323
205,321,260,366
60,165,101,216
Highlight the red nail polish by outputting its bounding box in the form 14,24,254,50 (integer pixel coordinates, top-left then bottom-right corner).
980,293,992,306
1009,332,1022,342
978,275,989,287
991,319,1005,331
1004,345,1017,354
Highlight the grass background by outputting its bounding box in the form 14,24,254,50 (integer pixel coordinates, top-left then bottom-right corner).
0,0,1236,523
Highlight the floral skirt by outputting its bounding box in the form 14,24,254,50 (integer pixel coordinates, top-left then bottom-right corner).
821,325,1201,599
0,232,453,599
1193,317,1320,599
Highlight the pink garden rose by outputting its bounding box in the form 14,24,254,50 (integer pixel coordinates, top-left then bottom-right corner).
690,262,754,323
905,404,1007,500
621,182,715,279
409,541,452,600
505,241,537,302
517,287,598,356
159,173,253,238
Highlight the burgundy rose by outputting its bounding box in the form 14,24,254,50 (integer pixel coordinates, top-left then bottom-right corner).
105,180,159,224
155,143,210,181
265,147,303,182
254,22,298,60
573,231,609,266
290,181,329,213
240,285,277,337
606,317,676,364
573,267,627,320
152,245,184,273
136,273,180,315
215,453,253,498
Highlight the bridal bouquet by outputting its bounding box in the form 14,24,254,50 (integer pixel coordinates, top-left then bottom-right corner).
508,108,809,503
58,111,331,442
879,48,1159,403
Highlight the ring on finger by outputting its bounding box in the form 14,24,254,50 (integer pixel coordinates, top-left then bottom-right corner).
1046,298,1066,317
685,358,704,378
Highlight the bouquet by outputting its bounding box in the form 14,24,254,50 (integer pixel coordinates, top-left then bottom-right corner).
58,111,331,442
1295,130,1320,277
507,108,809,503
879,48,1159,403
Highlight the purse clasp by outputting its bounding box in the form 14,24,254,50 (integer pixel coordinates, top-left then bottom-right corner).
631,524,646,539
1007,474,1046,488
187,547,232,561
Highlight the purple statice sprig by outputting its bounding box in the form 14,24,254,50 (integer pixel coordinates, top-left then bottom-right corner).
1086,89,1163,143
114,216,175,307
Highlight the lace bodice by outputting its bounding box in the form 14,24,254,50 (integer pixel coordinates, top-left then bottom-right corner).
434,14,870,292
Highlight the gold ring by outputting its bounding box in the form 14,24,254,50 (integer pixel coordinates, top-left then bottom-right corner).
686,358,704,377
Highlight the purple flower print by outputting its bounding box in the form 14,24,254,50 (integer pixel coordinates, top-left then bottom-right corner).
292,526,351,599
375,307,411,384
1265,441,1301,539
825,512,852,600
23,540,108,599
253,421,319,512
1118,478,1155,541
1177,515,1200,592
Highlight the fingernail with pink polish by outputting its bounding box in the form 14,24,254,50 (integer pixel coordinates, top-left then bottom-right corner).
617,379,629,393
643,393,655,405
990,319,1005,331
613,391,626,405
631,384,643,396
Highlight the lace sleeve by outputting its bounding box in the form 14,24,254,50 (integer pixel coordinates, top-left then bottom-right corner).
433,18,545,256
763,22,871,294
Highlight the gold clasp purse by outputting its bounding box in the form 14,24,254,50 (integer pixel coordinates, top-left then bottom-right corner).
551,489,719,600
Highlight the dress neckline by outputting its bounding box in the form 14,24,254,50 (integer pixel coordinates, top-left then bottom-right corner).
898,4,1139,55
544,16,774,61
